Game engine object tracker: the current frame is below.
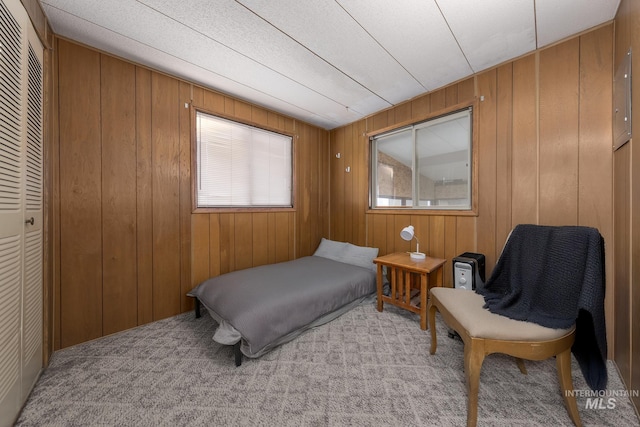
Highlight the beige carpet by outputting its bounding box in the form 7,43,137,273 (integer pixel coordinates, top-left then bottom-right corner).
15,300,640,426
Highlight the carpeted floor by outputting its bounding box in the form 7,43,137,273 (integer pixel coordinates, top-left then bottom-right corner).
15,299,640,426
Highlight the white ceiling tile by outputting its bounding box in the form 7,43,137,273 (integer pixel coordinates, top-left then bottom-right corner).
437,0,536,72
237,0,426,104
337,0,473,91
42,1,360,128
138,0,390,115
535,0,620,47
41,0,620,129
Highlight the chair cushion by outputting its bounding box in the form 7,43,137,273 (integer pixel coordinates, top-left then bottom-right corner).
431,287,574,341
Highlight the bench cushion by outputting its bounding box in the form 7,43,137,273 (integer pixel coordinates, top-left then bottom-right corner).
431,287,574,341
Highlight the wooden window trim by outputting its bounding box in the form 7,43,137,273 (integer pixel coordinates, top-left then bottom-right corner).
367,100,478,216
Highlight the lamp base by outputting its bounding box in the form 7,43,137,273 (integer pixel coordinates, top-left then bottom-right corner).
409,251,426,261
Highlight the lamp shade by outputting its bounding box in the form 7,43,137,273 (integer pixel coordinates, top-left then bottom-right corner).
400,225,415,241
400,225,425,261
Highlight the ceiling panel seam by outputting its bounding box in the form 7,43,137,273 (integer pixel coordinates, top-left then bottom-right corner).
433,0,475,73
334,1,428,95
236,0,393,108
133,1,379,116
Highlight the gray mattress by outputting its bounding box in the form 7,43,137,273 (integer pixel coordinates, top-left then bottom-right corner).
187,255,377,358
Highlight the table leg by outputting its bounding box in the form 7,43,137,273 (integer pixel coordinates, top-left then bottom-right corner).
391,267,397,303
420,273,428,330
435,264,444,287
376,264,384,312
404,270,411,305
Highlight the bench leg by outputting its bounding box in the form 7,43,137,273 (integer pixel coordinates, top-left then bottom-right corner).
428,301,438,354
556,348,582,426
465,340,485,427
516,357,527,374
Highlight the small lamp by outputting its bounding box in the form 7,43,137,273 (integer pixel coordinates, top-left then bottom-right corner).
400,225,426,261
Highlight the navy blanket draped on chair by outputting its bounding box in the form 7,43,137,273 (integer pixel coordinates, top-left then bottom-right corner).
476,224,607,391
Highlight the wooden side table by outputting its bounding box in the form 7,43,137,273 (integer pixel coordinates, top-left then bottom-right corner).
374,252,446,330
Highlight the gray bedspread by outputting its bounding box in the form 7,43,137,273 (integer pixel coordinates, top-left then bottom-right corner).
187,255,377,358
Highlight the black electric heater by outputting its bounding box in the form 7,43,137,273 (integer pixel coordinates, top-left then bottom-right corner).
448,252,486,340
452,252,485,290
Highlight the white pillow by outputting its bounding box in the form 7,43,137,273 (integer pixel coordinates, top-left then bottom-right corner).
342,242,379,271
313,238,378,271
313,238,348,261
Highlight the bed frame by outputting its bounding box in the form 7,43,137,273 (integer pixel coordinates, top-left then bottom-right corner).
193,297,243,366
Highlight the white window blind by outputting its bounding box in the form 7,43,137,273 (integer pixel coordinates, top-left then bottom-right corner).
196,112,293,208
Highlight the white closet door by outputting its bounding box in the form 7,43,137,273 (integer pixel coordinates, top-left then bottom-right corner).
0,0,43,424
0,0,25,423
22,34,44,399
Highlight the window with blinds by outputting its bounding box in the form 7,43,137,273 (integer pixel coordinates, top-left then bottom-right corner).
195,111,293,209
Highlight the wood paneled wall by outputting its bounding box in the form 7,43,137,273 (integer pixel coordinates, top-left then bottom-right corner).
614,0,640,413
188,90,329,283
329,25,614,351
50,25,618,365
52,38,329,349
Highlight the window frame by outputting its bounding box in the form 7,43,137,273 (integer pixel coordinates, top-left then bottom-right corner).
191,107,296,213
367,101,478,216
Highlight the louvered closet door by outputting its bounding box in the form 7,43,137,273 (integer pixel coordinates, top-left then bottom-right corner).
0,0,25,422
0,0,43,425
22,30,44,401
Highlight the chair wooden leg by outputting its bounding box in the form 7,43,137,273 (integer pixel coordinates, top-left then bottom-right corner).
515,357,528,374
464,340,485,427
428,302,438,355
556,348,582,427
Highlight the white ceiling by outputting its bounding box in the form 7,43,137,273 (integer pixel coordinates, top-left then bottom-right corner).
41,0,620,130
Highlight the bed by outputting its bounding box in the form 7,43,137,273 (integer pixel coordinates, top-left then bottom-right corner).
187,238,379,366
